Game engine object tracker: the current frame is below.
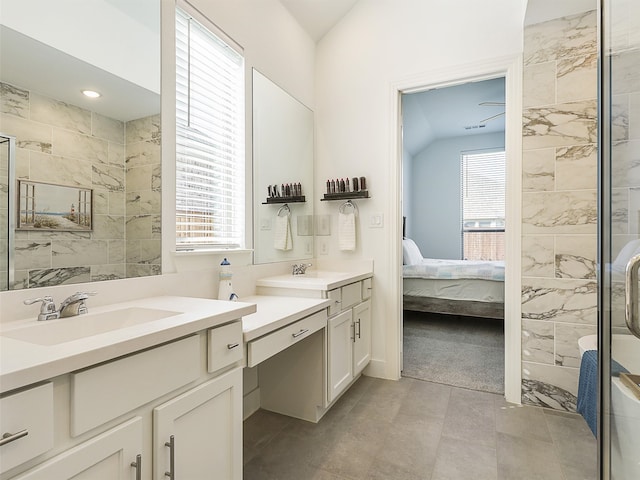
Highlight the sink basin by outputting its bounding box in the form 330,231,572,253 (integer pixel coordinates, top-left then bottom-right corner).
2,307,182,346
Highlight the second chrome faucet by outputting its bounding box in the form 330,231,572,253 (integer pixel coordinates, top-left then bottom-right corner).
292,263,312,275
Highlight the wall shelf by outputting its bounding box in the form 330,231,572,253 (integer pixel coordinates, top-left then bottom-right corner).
321,190,369,201
262,196,305,204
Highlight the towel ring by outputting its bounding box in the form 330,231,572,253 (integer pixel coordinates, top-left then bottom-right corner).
277,204,291,217
339,200,358,214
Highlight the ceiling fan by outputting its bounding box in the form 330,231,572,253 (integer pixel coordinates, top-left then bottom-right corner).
479,101,505,125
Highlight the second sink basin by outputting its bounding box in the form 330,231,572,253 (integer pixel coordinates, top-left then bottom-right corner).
2,307,182,346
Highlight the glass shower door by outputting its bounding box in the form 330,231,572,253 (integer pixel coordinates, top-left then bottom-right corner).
600,1,640,479
0,133,14,291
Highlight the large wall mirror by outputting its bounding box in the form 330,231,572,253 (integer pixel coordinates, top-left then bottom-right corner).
253,69,314,264
0,0,161,291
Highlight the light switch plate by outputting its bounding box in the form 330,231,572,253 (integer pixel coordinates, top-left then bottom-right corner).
370,213,383,228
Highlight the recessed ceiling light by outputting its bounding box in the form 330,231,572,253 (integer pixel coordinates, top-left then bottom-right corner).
82,90,101,98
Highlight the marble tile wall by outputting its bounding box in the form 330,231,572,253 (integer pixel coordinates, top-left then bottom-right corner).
521,11,598,411
0,82,161,288
125,114,162,278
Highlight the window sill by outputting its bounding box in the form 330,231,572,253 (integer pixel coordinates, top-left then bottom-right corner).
172,248,253,256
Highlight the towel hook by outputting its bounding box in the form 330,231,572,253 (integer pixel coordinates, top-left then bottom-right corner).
339,200,357,214
277,204,291,217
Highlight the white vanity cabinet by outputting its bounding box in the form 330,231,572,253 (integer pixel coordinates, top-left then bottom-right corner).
2,319,245,480
327,290,371,403
255,273,373,407
153,369,242,480
10,417,143,480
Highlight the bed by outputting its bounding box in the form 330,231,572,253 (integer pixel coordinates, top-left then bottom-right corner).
402,238,505,319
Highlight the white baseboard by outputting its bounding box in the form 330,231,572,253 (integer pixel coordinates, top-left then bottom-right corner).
363,359,398,380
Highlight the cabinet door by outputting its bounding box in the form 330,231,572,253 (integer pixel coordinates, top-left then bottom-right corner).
353,299,372,376
13,417,143,480
153,368,242,480
328,309,353,402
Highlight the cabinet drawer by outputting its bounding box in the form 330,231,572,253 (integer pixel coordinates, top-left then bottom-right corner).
208,321,243,372
247,310,327,367
327,288,341,316
362,278,372,300
341,282,362,310
0,383,53,474
71,335,200,436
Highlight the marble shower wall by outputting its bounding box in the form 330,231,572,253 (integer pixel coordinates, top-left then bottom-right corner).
521,10,598,411
0,82,161,288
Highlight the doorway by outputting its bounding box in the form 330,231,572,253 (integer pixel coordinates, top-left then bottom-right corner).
400,77,506,394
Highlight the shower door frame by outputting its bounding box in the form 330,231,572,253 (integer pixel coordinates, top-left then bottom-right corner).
0,133,15,290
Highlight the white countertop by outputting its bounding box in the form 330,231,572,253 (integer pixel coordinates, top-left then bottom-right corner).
241,295,332,341
255,270,372,291
0,296,256,394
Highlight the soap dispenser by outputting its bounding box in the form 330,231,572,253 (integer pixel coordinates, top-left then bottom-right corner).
217,258,234,300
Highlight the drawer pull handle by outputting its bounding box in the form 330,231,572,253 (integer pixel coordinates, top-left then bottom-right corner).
165,435,175,479
131,454,142,480
292,329,309,338
356,319,361,339
0,429,28,446
227,342,240,350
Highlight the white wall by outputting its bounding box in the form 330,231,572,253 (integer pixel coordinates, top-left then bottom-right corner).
402,145,412,238
315,0,525,379
410,132,505,260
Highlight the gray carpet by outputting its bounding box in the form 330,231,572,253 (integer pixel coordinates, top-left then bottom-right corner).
402,310,505,394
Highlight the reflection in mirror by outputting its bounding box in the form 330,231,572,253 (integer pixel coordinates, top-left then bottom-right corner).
253,69,314,264
0,0,161,290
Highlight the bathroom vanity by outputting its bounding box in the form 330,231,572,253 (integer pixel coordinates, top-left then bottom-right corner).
253,269,373,417
0,270,373,478
0,297,255,480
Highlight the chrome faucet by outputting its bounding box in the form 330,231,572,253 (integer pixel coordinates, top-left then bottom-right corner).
292,263,312,275
23,296,59,321
23,291,97,321
58,292,96,318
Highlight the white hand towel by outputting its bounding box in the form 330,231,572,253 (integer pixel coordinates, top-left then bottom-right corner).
338,212,356,251
274,214,292,251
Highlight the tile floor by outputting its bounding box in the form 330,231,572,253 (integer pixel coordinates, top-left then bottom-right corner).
243,376,597,480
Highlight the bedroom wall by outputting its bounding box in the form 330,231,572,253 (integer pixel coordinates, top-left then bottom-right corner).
409,131,505,260
520,9,598,411
315,0,526,379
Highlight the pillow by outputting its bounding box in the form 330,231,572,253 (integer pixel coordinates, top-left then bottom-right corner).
402,238,423,265
613,239,640,268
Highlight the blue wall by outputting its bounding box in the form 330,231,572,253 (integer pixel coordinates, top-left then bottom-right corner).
406,131,504,259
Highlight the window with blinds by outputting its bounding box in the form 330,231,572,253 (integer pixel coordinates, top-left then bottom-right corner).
461,150,505,261
175,7,245,249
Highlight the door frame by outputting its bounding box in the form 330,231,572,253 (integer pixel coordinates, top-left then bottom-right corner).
389,54,523,403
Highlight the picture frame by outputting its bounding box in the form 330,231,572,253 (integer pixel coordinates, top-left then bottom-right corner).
17,180,93,231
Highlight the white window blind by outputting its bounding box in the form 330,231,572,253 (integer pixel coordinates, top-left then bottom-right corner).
175,7,245,249
461,150,505,261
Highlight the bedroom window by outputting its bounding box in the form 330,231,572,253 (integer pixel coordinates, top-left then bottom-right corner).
175,7,245,250
461,150,505,261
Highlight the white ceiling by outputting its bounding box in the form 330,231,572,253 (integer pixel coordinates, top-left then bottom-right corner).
279,0,360,41
0,26,159,122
